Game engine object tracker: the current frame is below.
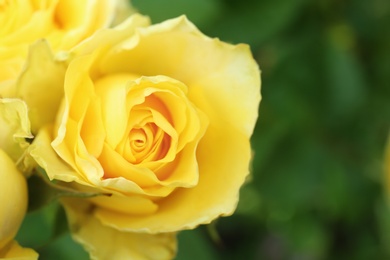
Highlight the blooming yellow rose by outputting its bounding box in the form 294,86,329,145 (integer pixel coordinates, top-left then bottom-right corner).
26,14,261,259
0,149,38,259
0,0,122,97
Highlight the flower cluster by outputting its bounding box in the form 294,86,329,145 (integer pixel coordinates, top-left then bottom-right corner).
0,1,261,259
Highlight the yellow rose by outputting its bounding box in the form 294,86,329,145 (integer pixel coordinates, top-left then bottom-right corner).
27,14,261,259
0,0,122,97
0,149,38,259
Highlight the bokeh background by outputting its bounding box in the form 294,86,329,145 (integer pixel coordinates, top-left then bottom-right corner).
16,0,390,259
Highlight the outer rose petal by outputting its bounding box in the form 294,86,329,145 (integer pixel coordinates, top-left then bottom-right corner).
0,241,38,260
62,198,177,260
17,40,67,133
30,125,90,185
0,98,33,172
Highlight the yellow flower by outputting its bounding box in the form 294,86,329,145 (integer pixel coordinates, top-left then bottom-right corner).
27,14,261,259
0,149,38,259
0,0,122,97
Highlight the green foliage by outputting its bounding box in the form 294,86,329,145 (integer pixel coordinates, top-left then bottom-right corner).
16,201,88,259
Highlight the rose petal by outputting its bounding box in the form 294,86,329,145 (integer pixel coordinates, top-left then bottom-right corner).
51,54,105,183
99,142,160,187
62,198,177,260
94,74,130,148
0,2,54,46
80,97,105,158
0,98,33,170
70,14,150,56
90,194,158,216
50,0,117,50
16,40,66,132
30,125,90,185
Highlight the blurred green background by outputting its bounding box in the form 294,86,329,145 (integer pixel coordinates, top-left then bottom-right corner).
17,0,390,259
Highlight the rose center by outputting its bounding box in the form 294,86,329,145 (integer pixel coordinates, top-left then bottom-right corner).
129,128,147,152
119,118,172,165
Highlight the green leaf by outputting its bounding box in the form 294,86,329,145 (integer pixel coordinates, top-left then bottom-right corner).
16,202,60,248
38,233,89,260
